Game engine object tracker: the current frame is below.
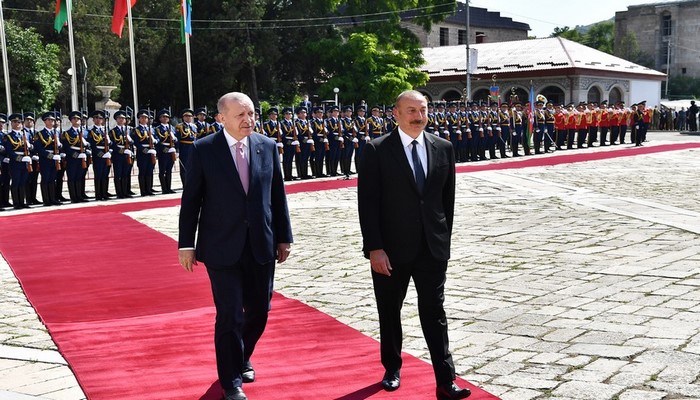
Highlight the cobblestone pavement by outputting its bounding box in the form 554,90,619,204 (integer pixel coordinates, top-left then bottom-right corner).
3,132,700,399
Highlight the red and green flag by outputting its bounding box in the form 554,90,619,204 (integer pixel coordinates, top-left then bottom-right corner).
54,0,71,33
180,0,192,44
112,0,138,38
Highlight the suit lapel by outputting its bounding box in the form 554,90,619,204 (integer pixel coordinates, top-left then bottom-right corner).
213,131,245,194
424,132,437,187
248,133,265,191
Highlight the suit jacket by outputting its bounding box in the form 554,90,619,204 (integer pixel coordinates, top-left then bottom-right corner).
358,129,455,265
178,131,293,266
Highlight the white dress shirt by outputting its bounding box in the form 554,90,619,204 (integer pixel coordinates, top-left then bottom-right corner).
398,128,427,178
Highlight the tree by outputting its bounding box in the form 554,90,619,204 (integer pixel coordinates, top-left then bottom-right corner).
0,20,61,112
550,22,614,55
615,32,654,69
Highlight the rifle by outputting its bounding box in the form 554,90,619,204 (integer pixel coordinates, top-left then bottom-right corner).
274,120,284,155
147,124,156,165
53,127,61,171
169,124,177,162
301,118,315,153
22,132,33,173
77,120,87,169
102,126,112,167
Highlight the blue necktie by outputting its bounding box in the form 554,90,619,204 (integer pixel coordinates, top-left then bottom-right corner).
411,140,425,193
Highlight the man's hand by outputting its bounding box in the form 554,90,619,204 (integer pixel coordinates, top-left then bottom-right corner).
369,249,392,276
277,243,291,263
178,249,197,272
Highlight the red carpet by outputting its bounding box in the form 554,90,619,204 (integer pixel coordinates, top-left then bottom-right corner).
0,208,497,399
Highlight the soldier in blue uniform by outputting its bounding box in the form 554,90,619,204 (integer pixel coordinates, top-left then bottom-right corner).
354,105,368,173
325,105,343,177
20,112,41,205
194,108,210,139
175,108,197,188
279,107,299,181
487,102,501,159
426,103,437,136
533,100,546,154
133,109,158,196
154,109,177,194
434,102,447,140
512,102,524,157
498,103,512,158
340,106,357,178
59,111,89,203
2,114,32,208
544,101,556,153
310,107,328,177
367,105,384,140
295,106,314,179
383,105,397,133
86,110,112,201
109,110,133,199
211,110,223,133
0,113,12,209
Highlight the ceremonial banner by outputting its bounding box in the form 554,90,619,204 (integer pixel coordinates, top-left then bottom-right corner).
54,0,70,33
180,0,192,44
112,0,138,38
489,86,499,103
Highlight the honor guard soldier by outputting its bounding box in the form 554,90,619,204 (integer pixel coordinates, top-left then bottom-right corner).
211,110,223,133
254,108,262,133
511,102,524,157
21,112,41,205
554,104,567,150
133,109,158,196
383,106,397,133
426,103,437,136
0,113,11,209
367,105,384,140
479,102,490,159
467,102,481,161
175,108,197,188
279,107,299,181
575,102,587,148
488,103,502,159
310,107,328,177
59,111,89,203
498,103,513,156
544,101,556,152
109,110,133,199
458,102,470,162
444,102,461,161
263,107,282,142
434,102,447,140
610,102,622,145
77,111,93,200
295,106,314,179
325,105,343,177
86,110,112,201
3,113,32,208
586,102,598,147
634,101,649,146
354,105,368,172
155,109,178,194
533,100,546,154
52,112,69,202
194,108,211,139
598,101,610,146
340,105,357,178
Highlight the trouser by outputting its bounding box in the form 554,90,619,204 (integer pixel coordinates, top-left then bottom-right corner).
599,127,609,146
371,238,456,386
610,126,620,144
206,240,274,390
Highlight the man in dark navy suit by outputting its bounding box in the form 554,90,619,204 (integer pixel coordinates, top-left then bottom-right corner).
178,92,293,400
358,90,470,400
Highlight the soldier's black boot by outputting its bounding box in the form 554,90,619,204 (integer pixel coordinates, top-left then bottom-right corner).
48,184,61,206
102,179,111,200
122,178,133,198
79,179,90,200
11,187,21,209
158,175,166,195
309,162,317,178
67,182,77,203
0,184,10,207
148,175,157,195
114,177,124,199
93,179,103,201
138,176,147,196
165,172,175,193
40,183,51,206
56,179,68,202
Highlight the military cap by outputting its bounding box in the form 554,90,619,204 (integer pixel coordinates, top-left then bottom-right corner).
357,106,366,112
255,108,261,115
535,100,544,106
0,113,6,123
600,100,608,106
268,107,279,115
212,110,220,117
180,108,193,118
8,113,23,122
385,105,393,111
295,106,308,114
282,107,293,114
546,101,553,106
427,102,434,107
638,100,646,105
41,111,56,121
312,107,323,113
328,105,339,112
500,103,508,107
68,111,82,120
447,102,457,108
125,112,132,120
436,102,445,108
23,112,35,121
91,110,106,119
512,101,522,106
136,109,150,118
194,107,207,115
578,101,587,107
342,106,352,112
114,110,127,119
371,105,381,111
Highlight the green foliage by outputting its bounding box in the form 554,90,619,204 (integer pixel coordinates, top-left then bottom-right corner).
615,32,655,69
551,22,614,55
0,20,61,112
668,76,700,99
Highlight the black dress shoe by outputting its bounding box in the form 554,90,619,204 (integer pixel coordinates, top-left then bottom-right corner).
242,361,255,383
381,369,400,391
222,387,247,400
436,382,471,400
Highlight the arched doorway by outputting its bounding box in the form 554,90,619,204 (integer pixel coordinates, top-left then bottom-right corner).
472,88,490,104
440,89,462,102
587,86,602,104
540,85,565,105
609,87,623,104
419,91,432,102
502,87,528,105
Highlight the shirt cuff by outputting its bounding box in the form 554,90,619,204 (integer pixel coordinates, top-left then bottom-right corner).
178,247,195,251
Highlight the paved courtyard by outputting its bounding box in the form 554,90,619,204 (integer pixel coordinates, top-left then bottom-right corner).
2,131,700,399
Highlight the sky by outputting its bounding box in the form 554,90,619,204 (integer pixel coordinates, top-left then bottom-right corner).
466,0,673,38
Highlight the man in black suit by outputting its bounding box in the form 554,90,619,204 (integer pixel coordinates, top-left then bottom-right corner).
178,92,293,400
358,90,470,400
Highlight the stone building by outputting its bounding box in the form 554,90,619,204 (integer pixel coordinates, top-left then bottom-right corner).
614,0,700,78
418,37,666,107
401,2,529,47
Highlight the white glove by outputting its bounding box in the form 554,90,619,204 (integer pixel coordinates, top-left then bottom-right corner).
60,153,66,158
0,145,3,152
168,147,176,153
21,155,32,163
512,132,517,137
455,130,462,135
2,158,9,164
479,127,484,132
544,129,548,134
536,129,540,133
147,149,157,155
124,149,133,156
323,138,329,143
336,136,343,141
306,139,314,144
77,153,87,159
102,152,112,159
291,140,300,146
487,126,492,131
276,142,284,148
57,142,63,148
635,125,639,129
52,155,61,161
85,150,92,156
352,138,359,143
364,136,371,141
465,129,471,133
496,127,502,132
31,155,39,161
175,153,179,158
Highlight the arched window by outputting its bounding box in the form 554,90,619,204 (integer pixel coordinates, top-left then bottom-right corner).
608,87,623,104
472,88,491,104
441,89,462,102
540,86,566,105
587,86,602,104
502,87,528,105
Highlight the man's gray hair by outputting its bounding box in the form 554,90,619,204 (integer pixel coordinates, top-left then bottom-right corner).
217,92,254,114
395,90,428,107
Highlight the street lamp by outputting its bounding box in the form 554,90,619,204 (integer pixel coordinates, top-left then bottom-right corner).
333,87,339,106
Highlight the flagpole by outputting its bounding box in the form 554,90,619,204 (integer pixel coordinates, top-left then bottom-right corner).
66,0,78,110
185,33,193,110
0,0,12,113
126,0,138,112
